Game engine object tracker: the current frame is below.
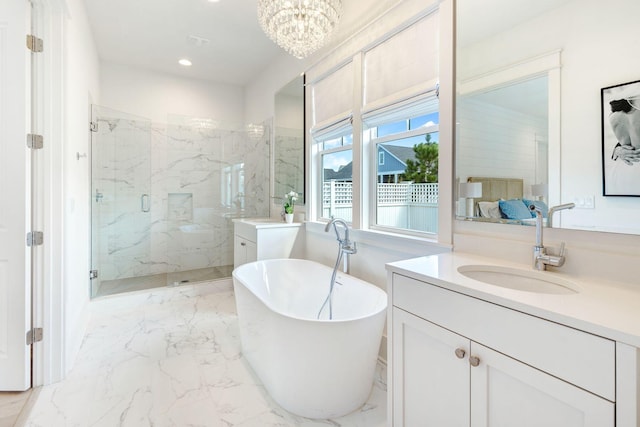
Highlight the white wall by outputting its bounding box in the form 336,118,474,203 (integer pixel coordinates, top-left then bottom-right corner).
62,0,101,373
100,62,245,125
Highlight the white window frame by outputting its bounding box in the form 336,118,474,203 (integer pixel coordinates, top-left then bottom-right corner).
313,125,354,222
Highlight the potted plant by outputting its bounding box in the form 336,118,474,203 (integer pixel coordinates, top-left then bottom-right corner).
283,191,298,223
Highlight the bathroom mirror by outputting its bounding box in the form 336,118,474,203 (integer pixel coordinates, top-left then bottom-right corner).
456,0,640,235
274,75,305,203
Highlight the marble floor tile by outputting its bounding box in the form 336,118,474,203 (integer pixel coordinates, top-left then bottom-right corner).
25,280,387,426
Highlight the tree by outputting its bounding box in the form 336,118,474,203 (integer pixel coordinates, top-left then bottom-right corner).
400,133,438,183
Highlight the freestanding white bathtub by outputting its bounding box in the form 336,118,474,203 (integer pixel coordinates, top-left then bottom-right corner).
232,258,387,419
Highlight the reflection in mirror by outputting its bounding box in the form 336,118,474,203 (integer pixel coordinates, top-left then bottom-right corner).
456,0,640,235
274,75,305,203
457,74,551,226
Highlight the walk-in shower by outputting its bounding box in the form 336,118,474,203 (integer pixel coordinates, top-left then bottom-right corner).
90,105,270,298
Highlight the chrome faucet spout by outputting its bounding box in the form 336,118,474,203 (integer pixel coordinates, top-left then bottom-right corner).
325,218,350,245
548,202,575,228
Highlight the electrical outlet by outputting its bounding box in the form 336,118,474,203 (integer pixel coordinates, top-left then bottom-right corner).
573,195,595,209
583,195,595,209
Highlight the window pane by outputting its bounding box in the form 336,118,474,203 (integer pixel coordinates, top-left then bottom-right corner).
410,112,439,129
323,136,343,150
376,133,439,233
322,134,353,150
376,120,408,138
322,150,353,221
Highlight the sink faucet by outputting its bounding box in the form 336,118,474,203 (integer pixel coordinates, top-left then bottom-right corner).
324,218,357,272
529,205,567,271
547,202,575,228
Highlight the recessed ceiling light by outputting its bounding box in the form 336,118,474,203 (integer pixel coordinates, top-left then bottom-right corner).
208,0,220,3
178,58,192,67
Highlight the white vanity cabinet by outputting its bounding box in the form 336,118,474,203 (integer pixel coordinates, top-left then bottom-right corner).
234,235,257,268
389,273,617,427
232,219,301,268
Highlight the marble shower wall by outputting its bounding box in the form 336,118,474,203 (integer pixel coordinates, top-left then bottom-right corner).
93,111,271,284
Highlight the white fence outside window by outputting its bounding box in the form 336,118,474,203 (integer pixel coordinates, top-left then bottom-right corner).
322,181,438,233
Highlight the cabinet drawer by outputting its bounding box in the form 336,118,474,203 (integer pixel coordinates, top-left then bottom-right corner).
392,273,616,401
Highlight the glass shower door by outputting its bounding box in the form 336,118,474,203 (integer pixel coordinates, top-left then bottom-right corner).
90,105,152,297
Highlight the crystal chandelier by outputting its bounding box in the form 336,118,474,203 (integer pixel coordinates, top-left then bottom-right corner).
257,0,343,59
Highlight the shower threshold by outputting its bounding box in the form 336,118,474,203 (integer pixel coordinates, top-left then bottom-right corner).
94,265,234,298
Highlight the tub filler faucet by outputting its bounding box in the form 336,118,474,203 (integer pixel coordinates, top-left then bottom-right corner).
529,205,567,271
324,218,357,272
319,218,357,320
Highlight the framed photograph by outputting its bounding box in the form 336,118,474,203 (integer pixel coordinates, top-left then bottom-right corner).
601,79,640,196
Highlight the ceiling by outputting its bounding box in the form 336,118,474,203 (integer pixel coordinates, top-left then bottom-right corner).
84,0,398,87
84,0,282,86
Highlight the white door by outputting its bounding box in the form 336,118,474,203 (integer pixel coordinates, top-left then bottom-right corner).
470,342,614,427
0,0,32,390
392,308,470,426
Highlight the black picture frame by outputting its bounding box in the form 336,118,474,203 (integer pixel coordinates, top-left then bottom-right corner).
601,78,640,197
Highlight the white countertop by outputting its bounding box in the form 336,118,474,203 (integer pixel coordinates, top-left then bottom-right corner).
386,252,640,347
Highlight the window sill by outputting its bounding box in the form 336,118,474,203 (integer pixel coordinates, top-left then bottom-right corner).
306,221,452,258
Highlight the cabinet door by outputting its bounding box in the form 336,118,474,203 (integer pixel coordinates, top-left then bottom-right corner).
392,308,469,427
470,342,614,427
233,236,245,269
245,239,257,264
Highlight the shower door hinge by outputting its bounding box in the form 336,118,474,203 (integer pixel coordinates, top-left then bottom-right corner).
26,328,43,345
26,34,43,53
89,122,98,132
26,231,44,247
27,133,44,149
90,270,98,280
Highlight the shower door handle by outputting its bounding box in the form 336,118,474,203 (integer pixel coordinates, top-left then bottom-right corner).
141,194,150,212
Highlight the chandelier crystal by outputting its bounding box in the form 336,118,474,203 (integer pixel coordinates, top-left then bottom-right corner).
257,0,342,59
246,123,265,140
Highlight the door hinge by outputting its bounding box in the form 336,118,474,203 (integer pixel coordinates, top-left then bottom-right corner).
26,328,43,345
90,270,98,280
26,34,43,53
89,122,98,132
27,133,44,149
26,231,44,247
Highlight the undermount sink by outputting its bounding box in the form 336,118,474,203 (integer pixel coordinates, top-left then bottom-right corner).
457,265,579,295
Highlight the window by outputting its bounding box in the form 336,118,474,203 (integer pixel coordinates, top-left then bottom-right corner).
316,129,353,222
307,9,444,238
365,102,440,234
